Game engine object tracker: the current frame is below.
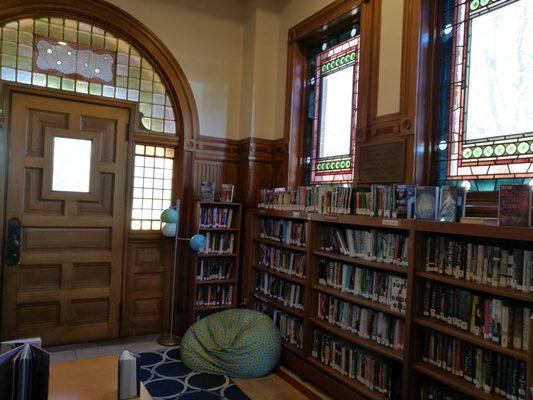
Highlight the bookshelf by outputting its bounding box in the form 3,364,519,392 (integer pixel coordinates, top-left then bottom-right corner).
189,201,242,323
245,208,533,400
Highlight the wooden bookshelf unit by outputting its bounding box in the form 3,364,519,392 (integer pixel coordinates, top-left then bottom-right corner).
189,201,242,323
245,208,533,400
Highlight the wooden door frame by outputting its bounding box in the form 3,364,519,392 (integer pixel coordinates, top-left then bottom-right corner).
0,83,140,338
0,0,200,336
0,0,198,230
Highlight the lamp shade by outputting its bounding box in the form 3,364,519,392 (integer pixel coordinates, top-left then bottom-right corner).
161,222,177,237
160,208,178,223
189,234,206,252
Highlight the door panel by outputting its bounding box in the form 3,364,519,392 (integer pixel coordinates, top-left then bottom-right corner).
2,93,129,345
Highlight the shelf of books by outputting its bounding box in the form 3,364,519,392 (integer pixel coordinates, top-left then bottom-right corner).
248,207,411,400
250,213,309,364
247,184,533,400
412,229,533,400
190,201,242,323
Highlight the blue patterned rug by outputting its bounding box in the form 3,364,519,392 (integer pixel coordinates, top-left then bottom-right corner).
139,348,250,400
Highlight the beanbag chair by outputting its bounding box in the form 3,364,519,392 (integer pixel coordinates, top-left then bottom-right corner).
180,309,281,378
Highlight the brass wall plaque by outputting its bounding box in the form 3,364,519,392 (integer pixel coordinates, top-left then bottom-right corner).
358,140,405,183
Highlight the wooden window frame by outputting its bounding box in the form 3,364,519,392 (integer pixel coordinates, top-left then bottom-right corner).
43,128,100,201
435,0,533,185
419,0,530,216
284,0,378,188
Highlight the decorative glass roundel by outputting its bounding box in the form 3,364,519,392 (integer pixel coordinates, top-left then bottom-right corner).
0,18,176,135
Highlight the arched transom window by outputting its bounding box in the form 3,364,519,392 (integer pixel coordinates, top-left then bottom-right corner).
0,17,176,135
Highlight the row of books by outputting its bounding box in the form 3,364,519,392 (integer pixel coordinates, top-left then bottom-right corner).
422,329,526,399
258,183,533,226
198,232,235,254
199,207,234,228
196,259,233,281
254,271,304,311
311,330,399,397
258,244,306,279
254,301,303,349
317,292,405,351
257,185,466,222
422,280,530,351
200,182,235,203
419,382,471,400
259,218,306,247
320,226,409,266
318,259,408,314
425,236,533,292
258,186,353,214
195,284,234,306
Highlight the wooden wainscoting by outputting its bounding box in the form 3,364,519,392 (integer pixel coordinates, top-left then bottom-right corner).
188,136,287,204
122,234,172,336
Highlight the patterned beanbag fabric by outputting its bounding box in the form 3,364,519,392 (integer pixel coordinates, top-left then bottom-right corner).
180,309,281,378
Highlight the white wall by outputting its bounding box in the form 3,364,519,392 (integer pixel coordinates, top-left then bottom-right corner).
377,0,404,116
107,0,405,140
273,0,339,140
107,0,246,140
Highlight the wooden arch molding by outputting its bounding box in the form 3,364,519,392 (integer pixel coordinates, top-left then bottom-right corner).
0,0,199,228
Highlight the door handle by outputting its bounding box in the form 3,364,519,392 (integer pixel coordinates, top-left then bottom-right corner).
6,218,21,266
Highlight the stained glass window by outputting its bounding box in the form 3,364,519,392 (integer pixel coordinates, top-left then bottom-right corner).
435,0,533,191
304,29,360,185
0,18,176,135
131,144,175,231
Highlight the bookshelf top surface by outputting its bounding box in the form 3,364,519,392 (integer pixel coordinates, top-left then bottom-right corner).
253,208,533,241
199,201,241,207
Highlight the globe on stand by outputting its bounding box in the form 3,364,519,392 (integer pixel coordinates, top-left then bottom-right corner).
160,207,178,223
189,234,206,252
161,222,177,237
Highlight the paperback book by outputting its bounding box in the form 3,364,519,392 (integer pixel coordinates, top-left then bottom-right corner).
118,350,141,400
437,186,466,222
393,184,416,219
0,343,49,400
499,184,532,227
415,186,440,221
220,184,235,203
200,181,216,202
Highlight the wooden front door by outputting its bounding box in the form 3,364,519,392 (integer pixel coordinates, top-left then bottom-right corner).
1,92,130,345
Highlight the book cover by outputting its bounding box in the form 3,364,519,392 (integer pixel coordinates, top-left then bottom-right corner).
118,350,141,400
498,184,532,227
390,277,407,314
415,186,440,221
393,185,416,219
437,186,466,222
0,343,49,400
200,181,216,202
220,183,235,203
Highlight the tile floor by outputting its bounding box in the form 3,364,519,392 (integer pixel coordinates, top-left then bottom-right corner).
45,333,163,364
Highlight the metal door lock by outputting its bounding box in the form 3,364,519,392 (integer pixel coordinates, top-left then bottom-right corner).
6,218,21,266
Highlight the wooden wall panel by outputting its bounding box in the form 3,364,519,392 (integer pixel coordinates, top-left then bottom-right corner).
187,136,286,204
187,137,238,200
122,239,171,336
22,228,112,251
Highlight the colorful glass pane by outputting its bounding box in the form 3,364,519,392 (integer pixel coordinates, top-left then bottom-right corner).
306,31,360,185
436,0,533,189
0,17,176,135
